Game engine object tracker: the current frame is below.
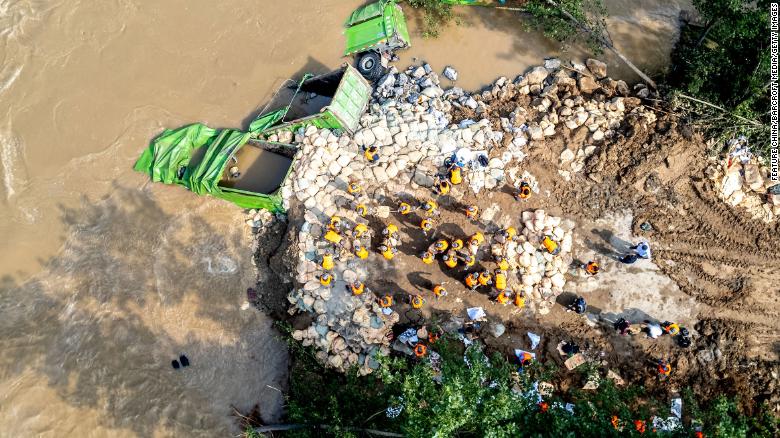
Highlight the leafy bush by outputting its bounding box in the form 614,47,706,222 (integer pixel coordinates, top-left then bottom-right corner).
407,0,456,38
523,0,608,53
667,0,770,156
261,336,779,437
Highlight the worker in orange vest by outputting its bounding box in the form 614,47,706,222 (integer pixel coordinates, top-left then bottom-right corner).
478,270,493,287
582,260,600,276
661,321,680,336
657,359,672,379
464,272,480,290
414,343,427,358
465,205,479,219
433,284,447,298
378,294,393,308
496,291,510,305
514,181,531,200
350,280,365,296
514,292,525,308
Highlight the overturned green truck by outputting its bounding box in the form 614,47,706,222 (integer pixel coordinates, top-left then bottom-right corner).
133,64,371,212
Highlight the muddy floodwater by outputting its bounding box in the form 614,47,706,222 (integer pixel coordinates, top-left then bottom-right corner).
0,0,689,435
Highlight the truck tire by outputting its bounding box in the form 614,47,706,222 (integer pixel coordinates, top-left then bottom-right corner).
357,52,384,81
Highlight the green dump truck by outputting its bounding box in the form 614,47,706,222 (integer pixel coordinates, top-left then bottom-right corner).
133,64,372,212
344,0,411,80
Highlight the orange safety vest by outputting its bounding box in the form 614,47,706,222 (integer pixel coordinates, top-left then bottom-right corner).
514,294,525,308
364,147,379,162
518,183,531,199
428,331,441,343
381,246,395,260
542,236,560,255
351,282,365,295
611,415,620,430
324,230,342,244
585,261,599,275
433,285,447,297
478,271,492,286
398,202,412,215
414,343,427,357
443,253,458,268
421,251,434,264
465,274,479,288
496,292,510,305
449,166,462,185
353,223,368,238
379,295,393,307
321,253,334,270
437,180,451,195
657,362,671,375
634,420,646,434
422,200,437,215
411,295,424,309
495,271,507,291
663,323,680,336
466,206,478,219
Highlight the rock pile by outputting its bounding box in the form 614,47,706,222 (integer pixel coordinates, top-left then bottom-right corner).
495,209,574,315
709,145,779,222
273,59,658,372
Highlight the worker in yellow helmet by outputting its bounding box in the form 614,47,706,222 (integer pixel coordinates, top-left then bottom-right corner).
442,250,458,268
496,256,510,271
355,203,368,217
410,294,425,309
397,202,412,215
318,272,333,287
465,205,479,220
421,199,438,216
328,215,342,232
420,218,434,235
542,235,561,255
464,272,480,290
460,253,476,268
382,223,399,240
352,222,369,239
500,227,518,242
496,291,510,305
514,292,525,308
363,145,379,162
432,238,449,254
379,243,396,260
354,242,369,260
350,280,365,296
347,181,362,195
468,232,484,255
451,239,464,251
433,284,447,298
478,270,493,287
514,181,531,201
494,269,507,291
434,178,451,196
378,294,393,308
324,229,342,245
420,251,435,264
449,165,463,185
321,252,335,271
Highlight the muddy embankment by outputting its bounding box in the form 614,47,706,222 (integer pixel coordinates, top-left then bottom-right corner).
251,55,779,415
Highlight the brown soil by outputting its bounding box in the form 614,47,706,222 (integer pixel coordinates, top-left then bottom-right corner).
265,95,780,415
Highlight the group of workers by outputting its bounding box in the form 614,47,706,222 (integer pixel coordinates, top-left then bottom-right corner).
313,148,681,376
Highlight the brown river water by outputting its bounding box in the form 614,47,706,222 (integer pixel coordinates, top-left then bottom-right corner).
0,0,689,435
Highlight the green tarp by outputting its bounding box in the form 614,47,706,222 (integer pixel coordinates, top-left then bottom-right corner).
133,108,291,212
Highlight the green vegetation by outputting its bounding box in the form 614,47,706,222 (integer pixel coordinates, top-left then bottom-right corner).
523,0,608,53
667,0,770,157
250,332,778,437
407,0,456,38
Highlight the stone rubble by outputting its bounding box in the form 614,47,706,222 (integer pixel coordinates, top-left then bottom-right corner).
708,139,779,222
272,58,659,372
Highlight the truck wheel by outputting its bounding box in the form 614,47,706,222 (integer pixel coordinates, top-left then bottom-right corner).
357,52,384,81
